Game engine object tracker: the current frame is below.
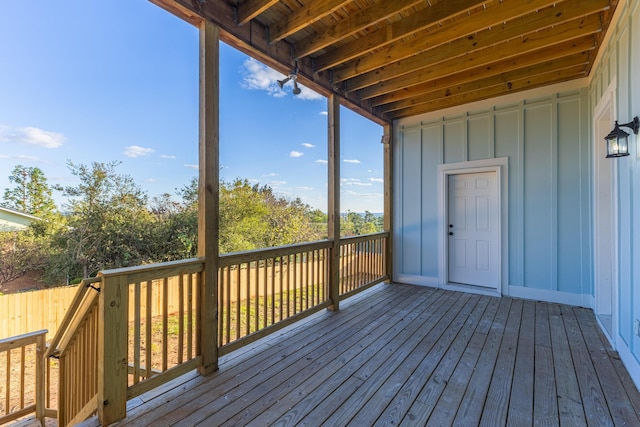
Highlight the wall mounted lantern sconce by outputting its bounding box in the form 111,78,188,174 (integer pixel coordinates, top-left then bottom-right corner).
605,116,639,158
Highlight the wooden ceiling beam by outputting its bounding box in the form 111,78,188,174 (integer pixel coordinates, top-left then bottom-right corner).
316,0,554,77
314,0,489,72
368,39,593,107
357,18,601,100
343,0,610,90
268,0,350,43
237,0,280,26
388,66,588,119
378,58,589,113
332,0,596,83
293,0,425,59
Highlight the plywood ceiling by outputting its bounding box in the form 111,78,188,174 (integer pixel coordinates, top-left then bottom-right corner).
151,0,618,124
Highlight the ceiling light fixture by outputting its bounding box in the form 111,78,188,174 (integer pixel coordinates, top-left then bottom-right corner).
277,62,302,96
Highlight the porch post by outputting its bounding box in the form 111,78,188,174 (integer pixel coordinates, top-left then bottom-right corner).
97,275,129,425
327,94,341,311
383,124,393,282
198,19,220,375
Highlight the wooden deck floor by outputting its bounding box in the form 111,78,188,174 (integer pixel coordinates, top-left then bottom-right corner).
99,283,640,427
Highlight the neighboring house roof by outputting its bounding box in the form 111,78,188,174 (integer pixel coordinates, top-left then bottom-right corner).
0,206,40,231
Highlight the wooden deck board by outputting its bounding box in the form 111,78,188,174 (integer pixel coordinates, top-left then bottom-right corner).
106,284,640,427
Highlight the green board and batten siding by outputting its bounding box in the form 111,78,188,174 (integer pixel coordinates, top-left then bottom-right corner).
394,90,592,297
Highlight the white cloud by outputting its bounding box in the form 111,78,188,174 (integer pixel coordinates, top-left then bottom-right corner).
0,154,42,162
296,186,313,191
124,145,155,158
290,151,304,158
342,189,382,198
315,159,328,164
240,58,287,98
270,180,287,186
319,111,328,116
160,154,176,159
0,125,65,148
301,143,315,148
263,172,279,177
344,159,361,164
145,178,157,183
184,164,199,170
370,177,384,183
240,58,324,100
341,178,372,187
295,87,324,101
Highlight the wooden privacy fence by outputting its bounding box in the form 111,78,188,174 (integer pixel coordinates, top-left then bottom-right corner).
0,286,78,339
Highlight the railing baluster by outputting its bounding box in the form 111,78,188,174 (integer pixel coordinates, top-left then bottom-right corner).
188,273,194,359
19,346,25,409
235,265,241,341
254,261,259,332
245,263,250,336
145,280,152,380
178,274,185,365
262,261,267,331
270,258,275,326
162,277,169,372
225,267,231,345
134,281,141,384
5,349,9,413
278,257,283,322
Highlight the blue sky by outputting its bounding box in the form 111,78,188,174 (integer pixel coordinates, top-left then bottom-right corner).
0,1,383,213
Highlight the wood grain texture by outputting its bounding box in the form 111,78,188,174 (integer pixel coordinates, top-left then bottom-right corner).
83,284,640,427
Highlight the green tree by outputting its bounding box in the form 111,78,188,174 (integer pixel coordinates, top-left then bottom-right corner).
2,165,57,217
0,230,48,291
50,161,155,280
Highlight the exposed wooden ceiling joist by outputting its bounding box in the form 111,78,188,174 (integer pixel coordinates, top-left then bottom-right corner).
151,0,618,123
357,18,602,100
293,0,424,59
339,0,610,89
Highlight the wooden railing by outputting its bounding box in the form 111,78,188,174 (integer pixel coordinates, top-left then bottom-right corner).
11,233,388,426
44,277,101,427
0,330,47,426
217,240,332,354
98,258,204,424
339,232,388,297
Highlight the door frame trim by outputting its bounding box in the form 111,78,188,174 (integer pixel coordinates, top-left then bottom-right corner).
592,78,619,345
437,157,509,296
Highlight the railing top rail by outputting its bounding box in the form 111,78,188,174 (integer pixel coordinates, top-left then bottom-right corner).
219,240,332,267
99,257,204,278
44,277,100,358
0,329,47,353
339,231,390,245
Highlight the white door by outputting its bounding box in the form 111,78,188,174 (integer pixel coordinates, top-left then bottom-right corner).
448,172,499,289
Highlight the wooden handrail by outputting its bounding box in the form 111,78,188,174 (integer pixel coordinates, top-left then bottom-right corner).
218,240,332,267
44,277,100,358
339,231,389,245
99,257,204,283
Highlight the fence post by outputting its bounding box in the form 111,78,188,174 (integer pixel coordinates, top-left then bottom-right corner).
97,274,129,425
